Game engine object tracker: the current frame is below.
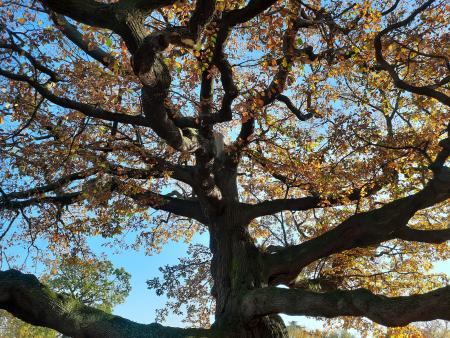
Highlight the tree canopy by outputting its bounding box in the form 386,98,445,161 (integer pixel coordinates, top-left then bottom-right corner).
0,0,449,337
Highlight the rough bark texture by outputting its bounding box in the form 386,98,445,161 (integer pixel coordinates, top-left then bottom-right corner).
208,207,288,338
0,270,211,338
242,286,450,327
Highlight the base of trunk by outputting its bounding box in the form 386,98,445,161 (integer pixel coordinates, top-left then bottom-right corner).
244,315,288,338
217,314,288,338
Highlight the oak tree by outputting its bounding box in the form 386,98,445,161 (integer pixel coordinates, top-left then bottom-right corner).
0,0,449,337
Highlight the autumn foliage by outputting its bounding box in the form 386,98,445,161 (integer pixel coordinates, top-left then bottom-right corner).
0,0,449,337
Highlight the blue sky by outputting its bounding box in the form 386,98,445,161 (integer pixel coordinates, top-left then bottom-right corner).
105,232,210,326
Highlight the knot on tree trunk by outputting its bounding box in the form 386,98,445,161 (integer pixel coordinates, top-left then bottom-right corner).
131,34,171,89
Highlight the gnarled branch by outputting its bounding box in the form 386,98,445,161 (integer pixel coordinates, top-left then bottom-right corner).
242,286,450,327
394,227,450,244
0,269,211,338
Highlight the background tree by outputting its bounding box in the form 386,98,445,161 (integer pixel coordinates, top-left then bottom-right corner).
48,255,131,314
0,256,131,337
286,322,355,338
0,0,449,337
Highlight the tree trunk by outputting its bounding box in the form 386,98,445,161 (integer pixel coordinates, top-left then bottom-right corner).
209,206,288,338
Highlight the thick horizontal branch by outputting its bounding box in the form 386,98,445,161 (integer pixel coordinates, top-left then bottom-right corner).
109,161,194,186
116,0,177,12
86,144,195,184
245,196,320,220
263,138,450,284
0,160,197,217
41,0,150,51
0,191,83,210
242,286,450,327
0,269,211,338
130,190,205,223
264,170,450,285
0,158,193,203
244,175,390,221
223,0,278,26
394,226,450,244
1,183,204,222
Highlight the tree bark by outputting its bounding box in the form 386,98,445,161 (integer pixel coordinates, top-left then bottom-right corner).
0,270,211,338
208,206,288,338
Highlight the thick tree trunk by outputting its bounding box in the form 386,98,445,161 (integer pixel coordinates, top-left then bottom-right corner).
208,207,288,338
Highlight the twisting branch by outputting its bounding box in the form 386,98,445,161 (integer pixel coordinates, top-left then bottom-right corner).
127,1,219,152
241,286,450,327
275,93,315,121
0,269,212,338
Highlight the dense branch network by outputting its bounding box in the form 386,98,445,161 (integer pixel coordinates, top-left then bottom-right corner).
0,0,449,336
